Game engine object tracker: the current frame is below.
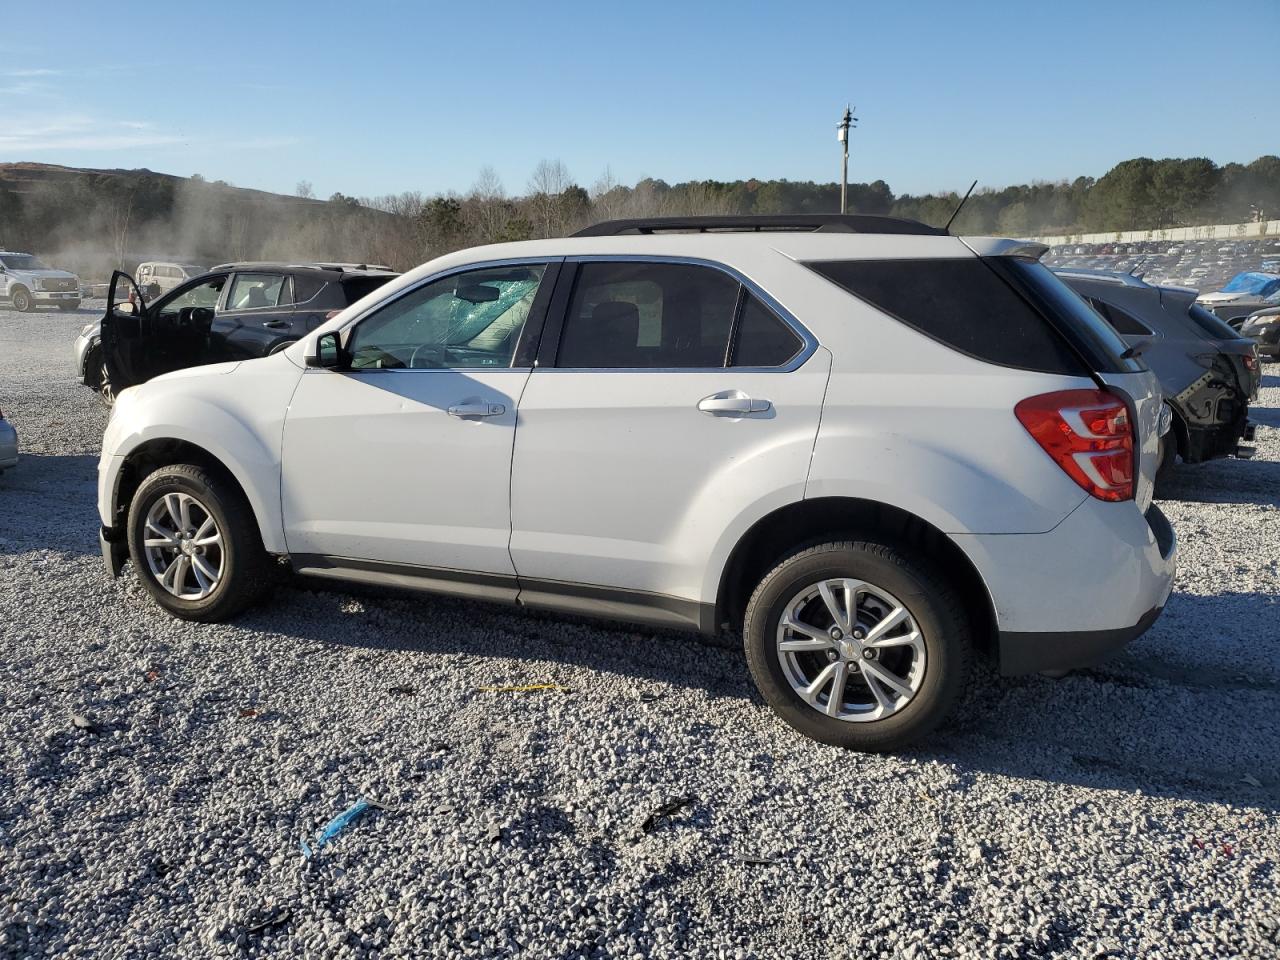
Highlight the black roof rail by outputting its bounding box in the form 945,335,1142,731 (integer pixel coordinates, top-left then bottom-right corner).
570,214,947,238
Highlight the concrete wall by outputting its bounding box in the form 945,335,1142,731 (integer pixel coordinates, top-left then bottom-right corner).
1030,220,1280,246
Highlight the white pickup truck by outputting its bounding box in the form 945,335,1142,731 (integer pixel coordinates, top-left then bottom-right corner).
0,251,82,312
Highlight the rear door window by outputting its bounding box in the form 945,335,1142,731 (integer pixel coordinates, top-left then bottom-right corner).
227,273,286,311
557,261,740,368
808,258,1089,375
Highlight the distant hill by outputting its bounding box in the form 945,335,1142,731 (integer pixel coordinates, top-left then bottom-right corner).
0,162,399,279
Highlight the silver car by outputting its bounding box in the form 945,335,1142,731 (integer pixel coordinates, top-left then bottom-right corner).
0,408,17,473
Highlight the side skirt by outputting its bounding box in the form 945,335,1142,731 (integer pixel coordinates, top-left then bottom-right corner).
289,554,718,635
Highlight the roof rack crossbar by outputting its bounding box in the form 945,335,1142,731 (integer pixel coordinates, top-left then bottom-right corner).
570,215,947,238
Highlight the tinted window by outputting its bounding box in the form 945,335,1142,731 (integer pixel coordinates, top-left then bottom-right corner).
733,293,803,367
349,264,545,369
558,262,739,368
1186,303,1245,341
1000,260,1140,373
1085,297,1153,336
343,275,395,305
808,258,1087,375
293,274,325,303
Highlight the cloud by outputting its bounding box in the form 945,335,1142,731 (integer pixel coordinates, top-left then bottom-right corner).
0,115,184,151
5,68,59,77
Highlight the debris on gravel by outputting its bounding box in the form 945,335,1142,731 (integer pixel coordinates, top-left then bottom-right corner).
1,304,1278,958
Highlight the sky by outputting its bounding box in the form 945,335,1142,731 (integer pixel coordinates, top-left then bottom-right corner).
2,0,1276,201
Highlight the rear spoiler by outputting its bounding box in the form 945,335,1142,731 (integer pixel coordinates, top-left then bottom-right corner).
958,237,1049,260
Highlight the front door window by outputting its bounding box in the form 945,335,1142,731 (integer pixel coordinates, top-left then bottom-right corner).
348,264,546,370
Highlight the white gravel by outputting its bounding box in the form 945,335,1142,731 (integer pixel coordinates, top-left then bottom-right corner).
1,303,1278,959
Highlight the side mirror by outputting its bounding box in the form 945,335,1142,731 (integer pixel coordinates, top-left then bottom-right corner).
306,331,346,369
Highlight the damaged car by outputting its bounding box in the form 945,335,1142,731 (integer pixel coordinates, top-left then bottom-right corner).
1058,269,1258,480
1238,304,1280,360
78,262,397,401
1197,271,1280,325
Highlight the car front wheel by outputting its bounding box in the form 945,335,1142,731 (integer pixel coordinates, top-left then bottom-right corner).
743,540,970,751
126,464,272,621
10,288,32,312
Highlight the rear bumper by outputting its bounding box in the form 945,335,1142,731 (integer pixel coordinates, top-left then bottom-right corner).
957,500,1176,675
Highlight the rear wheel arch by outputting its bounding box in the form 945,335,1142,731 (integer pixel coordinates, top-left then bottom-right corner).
715,496,996,659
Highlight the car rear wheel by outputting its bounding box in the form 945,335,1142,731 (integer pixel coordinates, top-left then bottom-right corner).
126,464,273,622
10,288,32,312
743,540,969,751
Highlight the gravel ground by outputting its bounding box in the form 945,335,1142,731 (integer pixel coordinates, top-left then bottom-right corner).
1,302,1278,960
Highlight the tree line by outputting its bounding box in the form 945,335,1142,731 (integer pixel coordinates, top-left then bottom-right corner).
1,155,1276,278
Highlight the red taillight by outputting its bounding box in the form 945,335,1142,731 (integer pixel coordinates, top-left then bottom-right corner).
1242,354,1259,373
1015,389,1135,502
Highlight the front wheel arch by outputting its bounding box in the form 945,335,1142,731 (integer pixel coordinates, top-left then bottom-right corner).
112,439,263,547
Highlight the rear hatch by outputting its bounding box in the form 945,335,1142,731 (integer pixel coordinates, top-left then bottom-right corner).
1181,299,1261,401
969,246,1163,512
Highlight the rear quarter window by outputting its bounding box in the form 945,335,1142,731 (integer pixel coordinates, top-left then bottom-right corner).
807,258,1088,375
343,275,395,305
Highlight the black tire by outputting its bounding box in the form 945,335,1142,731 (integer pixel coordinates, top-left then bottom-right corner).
58,301,81,311
88,348,115,406
10,287,32,312
743,540,970,751
126,464,273,622
1154,430,1177,491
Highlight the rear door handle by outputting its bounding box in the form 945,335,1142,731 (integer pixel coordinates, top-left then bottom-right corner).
448,401,506,418
262,319,290,329
697,391,771,415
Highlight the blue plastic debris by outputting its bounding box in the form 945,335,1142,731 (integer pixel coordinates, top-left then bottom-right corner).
300,798,385,859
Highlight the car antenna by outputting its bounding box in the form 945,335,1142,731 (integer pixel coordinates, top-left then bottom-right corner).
943,180,978,234
1129,256,1147,278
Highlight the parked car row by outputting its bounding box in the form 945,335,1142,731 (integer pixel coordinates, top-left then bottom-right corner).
93,215,1179,751
1054,269,1259,477
74,261,398,403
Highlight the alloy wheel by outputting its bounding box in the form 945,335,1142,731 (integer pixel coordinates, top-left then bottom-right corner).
775,578,926,721
142,492,225,600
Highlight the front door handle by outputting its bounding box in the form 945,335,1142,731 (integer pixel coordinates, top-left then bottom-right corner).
448,401,506,418
697,391,771,416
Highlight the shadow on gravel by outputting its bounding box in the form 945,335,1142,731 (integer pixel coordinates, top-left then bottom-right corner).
922,587,1280,813
0,453,101,556
1250,406,1280,429
236,576,1280,813
1157,453,1280,507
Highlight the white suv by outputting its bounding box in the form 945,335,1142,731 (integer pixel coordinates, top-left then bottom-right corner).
96,215,1176,750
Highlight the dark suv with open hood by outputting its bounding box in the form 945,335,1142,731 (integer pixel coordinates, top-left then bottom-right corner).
76,262,397,401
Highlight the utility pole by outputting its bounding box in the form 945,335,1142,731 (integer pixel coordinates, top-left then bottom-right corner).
837,105,858,214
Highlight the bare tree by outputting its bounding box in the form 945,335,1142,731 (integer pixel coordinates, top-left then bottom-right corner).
105,184,136,268
528,159,572,237
467,166,509,244
295,180,315,199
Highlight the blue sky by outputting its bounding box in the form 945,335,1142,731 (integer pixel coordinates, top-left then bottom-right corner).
3,0,1275,200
